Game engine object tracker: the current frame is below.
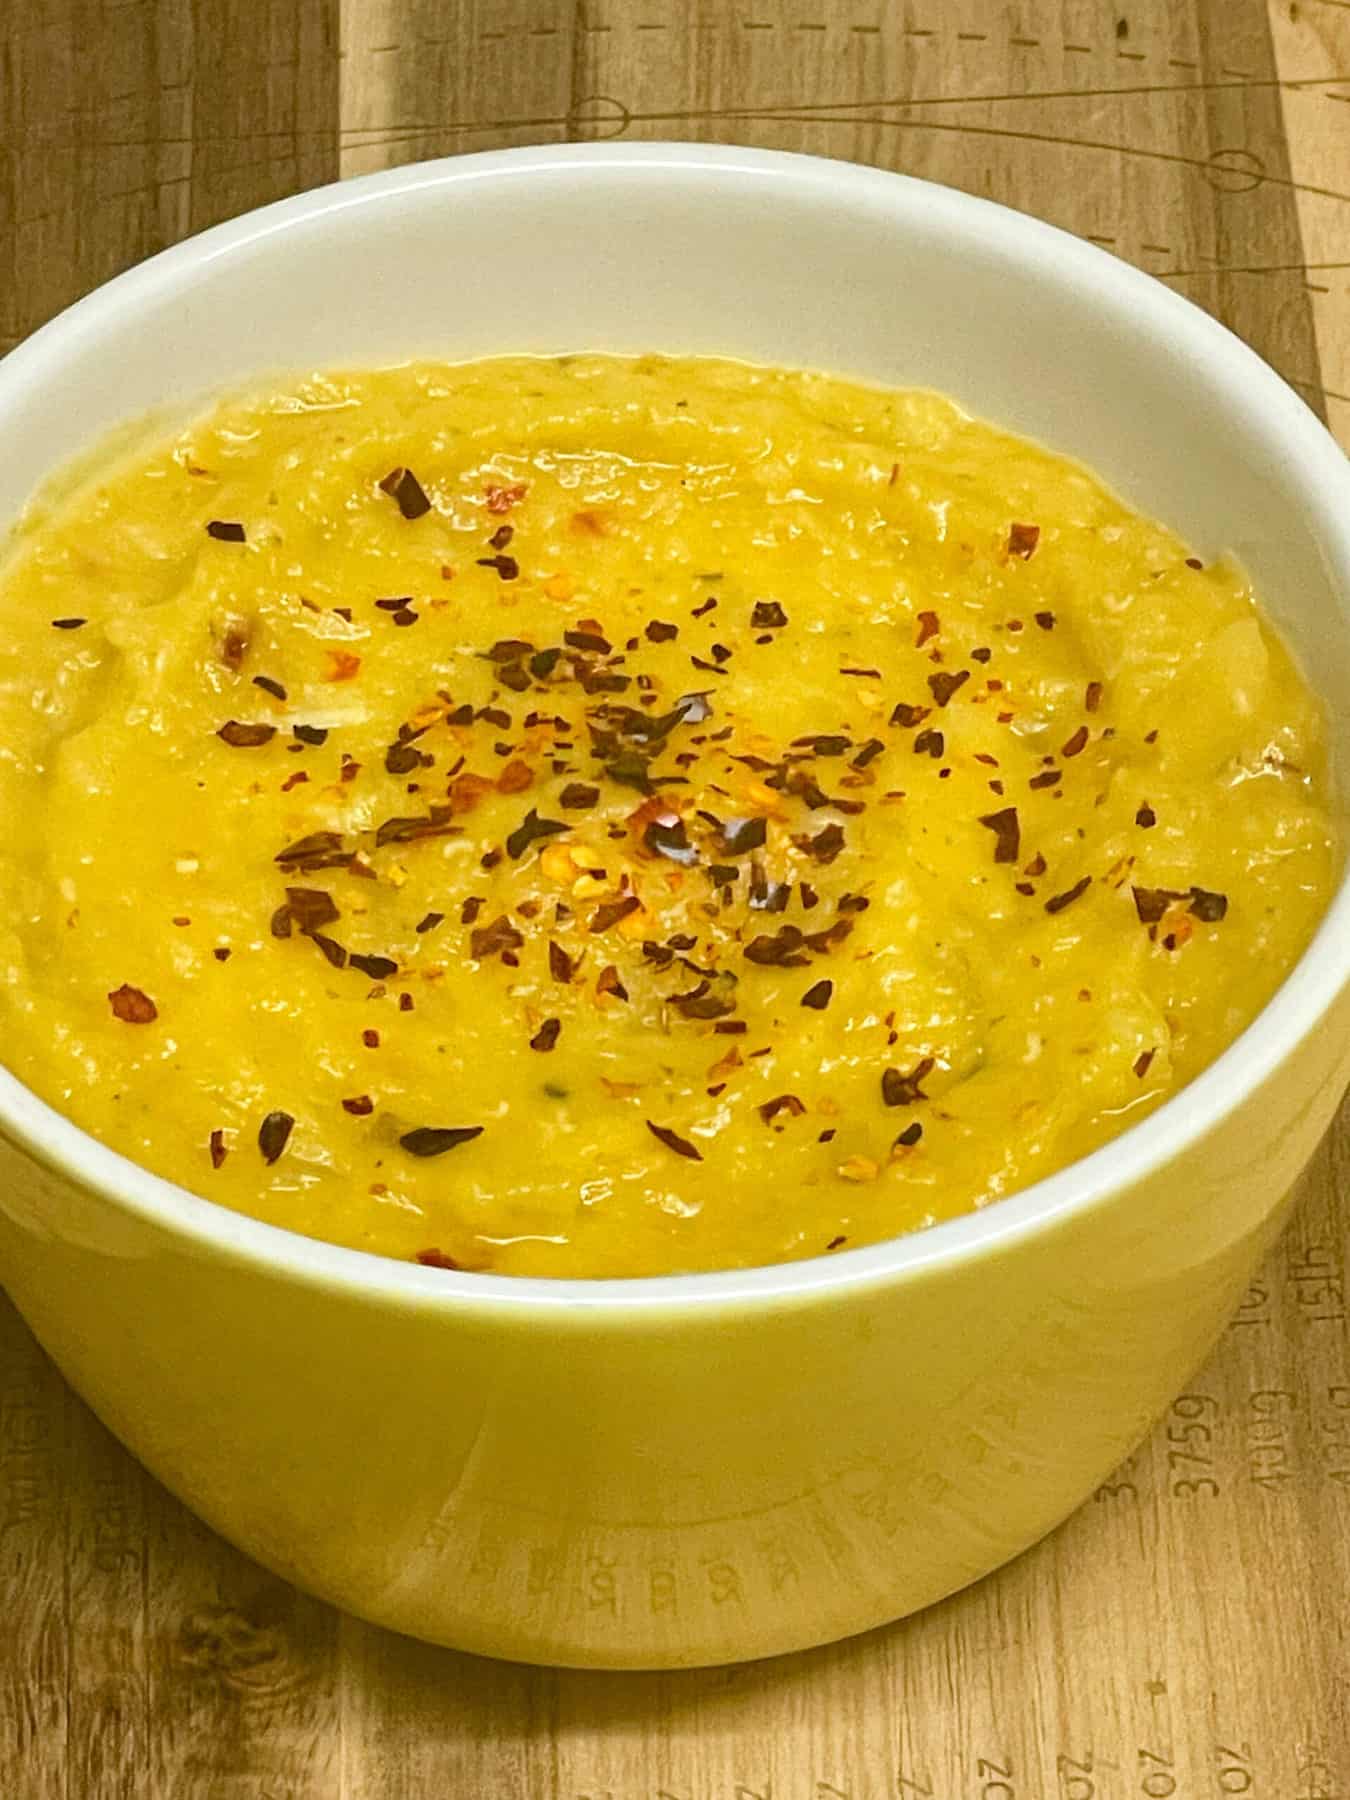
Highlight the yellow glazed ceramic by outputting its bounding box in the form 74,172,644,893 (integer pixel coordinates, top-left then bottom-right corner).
0,148,1347,1667
0,356,1334,1278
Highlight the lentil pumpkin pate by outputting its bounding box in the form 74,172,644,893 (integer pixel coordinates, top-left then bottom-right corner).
0,355,1336,1277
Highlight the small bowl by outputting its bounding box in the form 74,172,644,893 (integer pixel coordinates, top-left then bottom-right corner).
1,145,1348,1669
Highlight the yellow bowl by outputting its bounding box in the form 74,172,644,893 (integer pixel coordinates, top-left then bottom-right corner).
2,145,1348,1668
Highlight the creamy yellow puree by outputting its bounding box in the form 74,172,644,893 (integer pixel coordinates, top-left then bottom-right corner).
0,356,1336,1276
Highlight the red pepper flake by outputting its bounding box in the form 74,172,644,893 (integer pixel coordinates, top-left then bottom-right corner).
471,915,525,960
1034,611,1055,631
506,808,568,860
292,724,328,747
882,1058,935,1107
716,817,767,857
208,1129,228,1169
560,782,599,809
759,1094,806,1124
744,925,810,968
399,992,414,1012
1061,725,1090,759
1185,556,1204,571
645,620,679,643
1135,803,1157,829
496,759,534,796
927,669,970,707
258,1110,294,1164
913,728,945,759
51,616,87,630
914,611,940,647
589,894,641,933
1029,770,1060,790
1007,522,1040,559
362,1028,380,1048
350,952,398,980
458,898,483,928
325,650,362,682
1188,887,1228,922
596,964,629,1002
890,702,930,729
548,941,576,983
416,1248,461,1269
280,771,309,792
646,1120,703,1161
206,520,246,542
801,978,833,1010
794,823,846,864
1133,1049,1157,1080
1085,681,1104,713
530,1017,562,1052
379,466,431,520
970,646,992,664
399,1126,484,1157
978,807,1021,864
477,553,520,582
342,1095,375,1116
851,739,885,771
310,932,347,969
1144,729,1159,745
217,720,276,748
894,1121,924,1148
488,523,514,551
108,983,157,1024
283,887,340,933
1045,875,1093,915
486,482,527,514
252,674,287,703
751,601,788,630
213,947,231,962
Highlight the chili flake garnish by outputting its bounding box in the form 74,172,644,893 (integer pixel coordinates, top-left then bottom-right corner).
890,702,930,729
645,620,679,643
882,1058,934,1107
915,611,940,647
751,601,788,630
379,466,432,520
1061,725,1090,759
477,553,519,582
801,978,833,1010
51,617,86,630
506,808,569,860
894,1121,924,1148
548,941,576,983
1133,1049,1157,1080
1045,875,1093,915
1007,522,1040,559
1135,803,1157,829
258,1110,295,1165
206,520,246,542
399,1126,484,1157
978,806,1021,864
108,984,158,1024
530,1018,562,1052
590,894,641,933
560,782,600,809
646,1120,703,1161
486,482,527,514
471,915,525,960
217,720,276,748
1188,887,1228,922
927,669,970,707
760,1094,806,1124
208,1129,228,1168
1086,681,1104,713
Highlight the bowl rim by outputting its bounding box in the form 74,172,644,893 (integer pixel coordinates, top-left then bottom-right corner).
3,139,1348,1315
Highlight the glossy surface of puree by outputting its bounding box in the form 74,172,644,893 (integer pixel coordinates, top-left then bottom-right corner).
0,357,1337,1276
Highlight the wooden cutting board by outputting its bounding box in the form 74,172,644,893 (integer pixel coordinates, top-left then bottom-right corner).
2,3,1348,1794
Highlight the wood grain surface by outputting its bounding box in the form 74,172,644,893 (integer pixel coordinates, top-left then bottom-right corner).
2,3,1348,1795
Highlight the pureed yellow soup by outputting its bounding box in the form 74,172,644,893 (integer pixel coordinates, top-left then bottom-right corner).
0,356,1336,1276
